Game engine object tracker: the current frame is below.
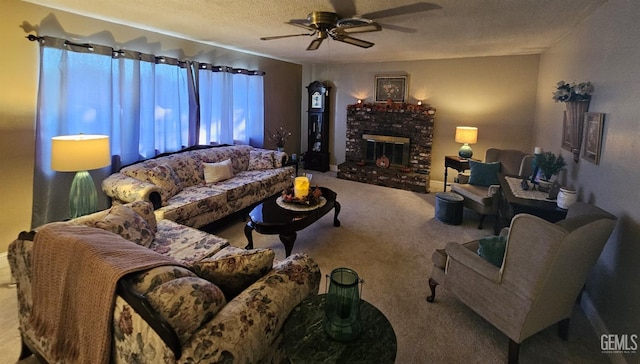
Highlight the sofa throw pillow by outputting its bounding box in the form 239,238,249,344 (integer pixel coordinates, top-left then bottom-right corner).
128,200,158,233
130,265,197,294
192,246,275,299
477,235,507,267
146,276,227,345
248,150,275,170
94,204,155,247
204,159,234,183
146,164,182,204
469,161,501,187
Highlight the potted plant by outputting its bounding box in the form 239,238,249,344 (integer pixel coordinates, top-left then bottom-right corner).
535,151,567,191
268,126,291,151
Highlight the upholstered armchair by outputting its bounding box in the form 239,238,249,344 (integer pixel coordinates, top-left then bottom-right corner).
451,148,533,229
426,202,617,363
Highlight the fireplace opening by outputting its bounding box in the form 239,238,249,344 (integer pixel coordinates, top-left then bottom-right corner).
362,134,410,166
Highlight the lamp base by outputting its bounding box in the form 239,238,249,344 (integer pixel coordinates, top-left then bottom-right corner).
69,170,98,218
458,143,473,159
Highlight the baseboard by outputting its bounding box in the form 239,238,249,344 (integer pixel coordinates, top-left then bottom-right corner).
0,252,7,271
581,292,629,364
431,180,445,192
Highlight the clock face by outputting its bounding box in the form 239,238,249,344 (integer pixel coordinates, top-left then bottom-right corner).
311,92,322,109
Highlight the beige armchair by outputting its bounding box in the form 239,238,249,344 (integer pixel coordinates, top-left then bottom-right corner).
427,202,617,363
451,148,533,229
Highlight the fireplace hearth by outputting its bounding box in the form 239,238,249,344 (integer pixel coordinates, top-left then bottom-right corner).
338,102,435,193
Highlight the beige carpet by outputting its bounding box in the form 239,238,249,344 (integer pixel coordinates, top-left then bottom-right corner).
1,170,609,363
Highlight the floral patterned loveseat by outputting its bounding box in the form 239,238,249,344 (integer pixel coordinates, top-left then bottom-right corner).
102,144,294,228
9,201,321,363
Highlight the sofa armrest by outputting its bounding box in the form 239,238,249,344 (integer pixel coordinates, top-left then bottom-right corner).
445,241,502,283
116,278,181,359
179,253,321,363
274,150,288,168
102,173,163,209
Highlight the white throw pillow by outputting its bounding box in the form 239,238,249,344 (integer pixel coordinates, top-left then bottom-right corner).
203,159,234,183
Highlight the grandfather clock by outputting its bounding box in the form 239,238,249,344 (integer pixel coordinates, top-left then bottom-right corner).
305,81,330,172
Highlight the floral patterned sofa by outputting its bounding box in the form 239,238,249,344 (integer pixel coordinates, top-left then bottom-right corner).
8,201,321,363
102,144,294,228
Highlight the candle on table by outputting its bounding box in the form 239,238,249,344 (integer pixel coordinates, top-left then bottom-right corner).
294,176,310,199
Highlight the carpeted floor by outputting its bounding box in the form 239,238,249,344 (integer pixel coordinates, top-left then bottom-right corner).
1,170,610,363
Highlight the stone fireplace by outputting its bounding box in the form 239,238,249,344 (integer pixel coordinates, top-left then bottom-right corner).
337,102,435,193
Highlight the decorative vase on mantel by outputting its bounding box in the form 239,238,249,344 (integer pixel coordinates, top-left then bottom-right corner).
565,100,590,162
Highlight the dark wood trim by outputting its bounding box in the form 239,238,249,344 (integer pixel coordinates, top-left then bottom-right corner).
426,277,438,303
117,277,182,359
508,339,520,364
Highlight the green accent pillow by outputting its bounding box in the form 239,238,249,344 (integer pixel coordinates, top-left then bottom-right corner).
477,235,507,267
469,161,501,187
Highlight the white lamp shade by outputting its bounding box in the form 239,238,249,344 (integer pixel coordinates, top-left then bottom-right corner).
51,134,111,172
454,127,478,144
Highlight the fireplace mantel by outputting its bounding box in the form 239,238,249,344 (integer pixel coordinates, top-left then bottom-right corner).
337,103,435,193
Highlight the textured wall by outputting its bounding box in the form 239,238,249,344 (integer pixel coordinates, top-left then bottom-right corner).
533,0,640,360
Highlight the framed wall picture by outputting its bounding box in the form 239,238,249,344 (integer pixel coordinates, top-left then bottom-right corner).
374,74,408,102
561,111,572,152
582,112,604,164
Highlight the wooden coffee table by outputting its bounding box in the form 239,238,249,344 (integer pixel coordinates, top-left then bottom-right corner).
244,187,340,257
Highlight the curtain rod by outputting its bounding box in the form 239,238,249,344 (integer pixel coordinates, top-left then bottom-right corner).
26,34,265,75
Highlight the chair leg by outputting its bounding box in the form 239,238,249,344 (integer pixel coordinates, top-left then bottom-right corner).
508,339,520,364
558,318,570,341
477,213,486,229
426,277,438,302
18,334,33,360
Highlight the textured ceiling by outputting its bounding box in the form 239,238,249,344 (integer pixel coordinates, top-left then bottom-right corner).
24,0,607,64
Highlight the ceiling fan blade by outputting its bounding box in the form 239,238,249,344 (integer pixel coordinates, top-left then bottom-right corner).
307,37,325,51
287,21,317,32
332,34,374,49
260,33,314,41
360,2,442,20
336,21,381,34
330,0,356,18
376,22,417,33
306,30,327,51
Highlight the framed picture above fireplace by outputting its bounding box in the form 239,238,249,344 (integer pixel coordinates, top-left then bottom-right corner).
374,74,408,103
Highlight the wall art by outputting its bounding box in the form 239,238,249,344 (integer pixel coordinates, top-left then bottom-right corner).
582,112,604,164
374,74,408,103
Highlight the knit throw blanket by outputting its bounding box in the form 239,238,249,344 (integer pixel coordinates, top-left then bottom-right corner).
29,223,182,364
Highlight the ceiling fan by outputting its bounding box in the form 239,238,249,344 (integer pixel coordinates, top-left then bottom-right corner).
260,1,441,51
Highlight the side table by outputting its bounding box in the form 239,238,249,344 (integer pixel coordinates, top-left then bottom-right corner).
444,155,476,191
494,173,568,234
284,294,397,363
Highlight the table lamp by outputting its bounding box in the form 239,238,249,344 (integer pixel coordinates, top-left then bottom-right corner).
51,134,111,218
455,126,478,159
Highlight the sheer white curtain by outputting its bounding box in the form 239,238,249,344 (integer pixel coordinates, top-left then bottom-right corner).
32,38,193,227
198,67,264,146
198,68,234,145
